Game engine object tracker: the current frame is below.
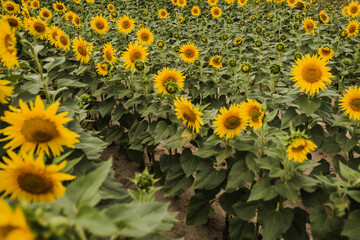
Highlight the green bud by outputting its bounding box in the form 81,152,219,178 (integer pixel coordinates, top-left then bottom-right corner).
270,63,281,74
294,52,302,60
229,59,236,67
194,59,201,66
241,63,251,73
165,81,178,94
276,43,285,52
135,60,144,71
157,41,164,48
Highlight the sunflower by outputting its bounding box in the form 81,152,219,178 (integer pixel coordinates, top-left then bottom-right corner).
174,96,203,133
225,0,236,3
346,20,359,37
57,30,70,51
343,6,350,17
158,9,168,19
348,1,360,18
46,25,60,46
102,42,117,65
287,0,297,7
177,0,187,7
96,62,109,76
178,16,184,23
179,43,199,63
73,15,81,27
74,0,81,3
213,104,247,140
191,6,201,16
31,0,40,9
295,0,306,10
117,15,135,34
240,99,264,130
208,0,218,6
72,36,93,64
211,6,222,18
2,14,22,31
136,27,153,46
0,151,75,202
121,41,149,72
2,1,20,14
65,11,75,22
0,199,34,240
209,55,222,69
0,80,14,104
318,46,334,61
39,8,52,20
0,96,80,157
107,3,115,11
154,67,185,94
0,19,19,69
319,10,329,23
234,37,243,45
90,14,109,35
303,17,316,34
291,54,333,96
339,86,360,121
237,0,247,6
287,137,317,163
24,17,47,40
53,1,66,12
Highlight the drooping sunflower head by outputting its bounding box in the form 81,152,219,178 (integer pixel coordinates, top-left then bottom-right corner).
2,1,20,14
39,8,52,20
136,27,154,46
291,54,333,96
179,43,199,63
174,96,204,133
153,67,185,94
96,62,110,76
102,42,117,65
213,104,247,140
191,6,201,16
121,41,149,72
24,17,48,40
287,0,297,7
208,0,218,6
107,3,115,11
0,80,14,104
318,45,334,61
211,6,222,18
346,20,359,37
53,1,66,12
318,10,329,23
72,35,93,64
2,14,22,31
237,0,247,6
158,9,168,19
209,55,222,69
91,14,109,35
240,99,264,130
73,15,81,27
303,17,316,34
286,137,317,163
339,86,360,121
0,19,19,69
56,30,70,52
0,151,76,202
0,96,80,156
46,25,60,46
348,1,360,18
117,15,135,34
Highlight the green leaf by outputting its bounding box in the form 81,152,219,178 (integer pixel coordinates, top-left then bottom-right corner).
281,107,307,129
152,121,177,144
274,179,299,203
233,201,258,221
164,128,193,148
297,95,321,115
186,193,214,225
194,143,222,158
260,208,294,240
66,160,112,207
229,217,255,240
43,56,66,73
335,131,359,152
310,206,343,239
247,178,278,202
180,148,202,177
226,160,254,192
342,210,360,240
348,190,360,203
283,208,309,240
57,78,87,88
193,161,226,190
219,189,249,216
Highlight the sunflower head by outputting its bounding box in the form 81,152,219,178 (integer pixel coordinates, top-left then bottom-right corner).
91,14,109,35
348,1,360,18
191,6,201,16
286,130,317,163
270,63,281,74
241,63,251,73
107,3,115,11
121,41,149,72
303,17,316,34
318,45,334,61
3,1,20,14
174,96,204,133
40,8,52,20
0,19,19,69
154,67,185,94
179,43,199,63
211,6,222,18
0,80,14,104
96,62,110,76
158,9,168,19
53,1,66,12
237,0,248,6
347,20,359,37
117,15,135,34
102,42,117,65
72,36,93,64
209,55,222,69
2,14,22,31
57,30,70,51
136,27,153,46
241,99,264,130
339,86,360,121
24,17,47,40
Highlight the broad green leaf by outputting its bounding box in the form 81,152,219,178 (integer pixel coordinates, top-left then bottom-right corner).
297,95,321,115
342,210,360,240
247,178,278,202
193,161,226,190
43,56,66,73
310,206,343,239
260,208,294,240
57,78,87,87
180,148,202,177
274,179,299,203
186,193,214,225
233,201,258,221
226,160,254,192
283,208,309,240
229,217,255,240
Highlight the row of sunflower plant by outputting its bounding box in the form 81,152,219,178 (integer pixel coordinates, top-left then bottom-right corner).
1,0,360,239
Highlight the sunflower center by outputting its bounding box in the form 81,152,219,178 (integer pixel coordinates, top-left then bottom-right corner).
350,6,358,13
141,33,149,41
122,21,130,29
105,51,112,60
59,36,68,45
185,49,194,58
96,21,104,30
34,22,45,33
22,118,59,143
51,31,58,40
193,9,198,14
56,4,64,10
17,173,53,194
225,116,241,129
302,65,322,83
183,108,197,122
131,51,141,62
161,11,166,16
321,48,330,55
77,45,87,56
292,145,305,152
4,34,15,54
75,18,80,24
351,98,360,111
306,22,314,29
5,4,15,11
0,225,18,238
214,58,221,64
349,25,357,33
67,15,73,21
214,9,220,15
43,12,50,18
250,108,260,121
7,18,18,28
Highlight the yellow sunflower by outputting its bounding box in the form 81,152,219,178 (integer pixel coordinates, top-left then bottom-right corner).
213,104,247,140
153,67,185,94
74,0,81,4
209,55,222,69
211,6,222,18
295,0,306,10
174,96,203,133
0,96,80,157
46,25,60,46
287,0,297,7
39,8,52,20
31,0,40,9
2,1,20,14
347,20,359,37
121,41,149,72
339,86,360,121
53,1,66,12
0,80,14,104
0,151,75,202
240,99,264,130
291,54,333,96
1,14,22,31
179,43,199,63
234,37,243,45
287,137,317,163
72,36,93,64
348,1,360,18
177,0,187,7
237,0,247,6
158,9,168,19
343,6,350,17
0,199,34,240
319,10,329,23
91,14,109,35
0,19,19,69
96,62,109,76
57,30,70,51
208,0,218,6
107,3,115,11
73,15,81,27
102,42,117,65
136,27,153,46
24,17,47,40
65,11,75,22
117,15,135,35
318,46,334,62
191,6,201,16
303,17,316,34
225,0,236,3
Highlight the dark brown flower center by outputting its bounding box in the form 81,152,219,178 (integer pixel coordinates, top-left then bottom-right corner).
131,51,141,62
56,4,64,10
351,98,360,111
349,25,357,33
77,45,87,56
75,18,80,24
183,108,197,122
105,51,112,60
141,33,149,41
18,173,53,194
185,49,194,58
302,65,322,83
96,21,104,29
5,4,15,11
225,116,241,129
0,226,19,238
22,118,59,143
60,35,68,45
4,34,15,53
122,21,130,29
7,18,19,28
34,22,45,33
350,6,358,13
292,145,305,152
250,108,260,121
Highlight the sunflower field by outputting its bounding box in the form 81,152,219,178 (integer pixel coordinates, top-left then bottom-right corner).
1,0,360,239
